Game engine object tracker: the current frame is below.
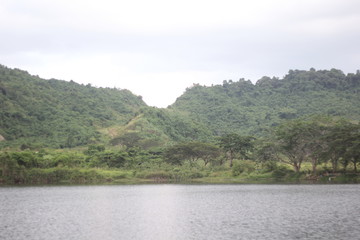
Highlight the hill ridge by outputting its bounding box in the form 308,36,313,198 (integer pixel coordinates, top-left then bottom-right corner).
1,64,360,149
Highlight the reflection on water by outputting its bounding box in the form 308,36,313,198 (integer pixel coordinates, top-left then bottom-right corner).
1,184,360,240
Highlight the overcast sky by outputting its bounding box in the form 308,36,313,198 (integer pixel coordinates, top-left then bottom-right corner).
1,0,360,107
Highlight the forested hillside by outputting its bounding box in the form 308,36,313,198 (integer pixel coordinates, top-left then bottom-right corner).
102,107,211,149
170,68,360,136
0,65,210,149
0,65,146,148
1,65,360,150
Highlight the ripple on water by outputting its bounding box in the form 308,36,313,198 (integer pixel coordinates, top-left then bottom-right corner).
0,184,360,240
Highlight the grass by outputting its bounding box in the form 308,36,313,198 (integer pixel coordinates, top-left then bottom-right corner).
1,160,360,185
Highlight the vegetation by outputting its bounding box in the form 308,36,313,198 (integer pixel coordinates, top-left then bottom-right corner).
171,68,360,136
1,116,359,185
0,65,146,148
1,65,360,184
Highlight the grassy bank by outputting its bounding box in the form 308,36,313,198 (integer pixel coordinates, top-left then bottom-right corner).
2,149,359,185
1,166,360,185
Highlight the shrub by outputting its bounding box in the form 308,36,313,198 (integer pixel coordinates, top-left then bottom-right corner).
188,171,204,179
232,160,256,176
261,161,278,172
272,166,290,179
142,171,172,179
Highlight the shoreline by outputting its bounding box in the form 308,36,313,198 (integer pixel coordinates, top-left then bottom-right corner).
1,174,359,186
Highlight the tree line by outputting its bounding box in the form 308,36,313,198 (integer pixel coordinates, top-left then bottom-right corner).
163,116,359,174
1,116,359,184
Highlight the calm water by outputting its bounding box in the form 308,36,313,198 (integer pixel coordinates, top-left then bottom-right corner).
1,184,360,240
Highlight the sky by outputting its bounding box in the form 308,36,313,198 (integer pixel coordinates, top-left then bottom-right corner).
1,0,360,107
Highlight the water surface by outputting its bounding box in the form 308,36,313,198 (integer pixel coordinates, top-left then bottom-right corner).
1,184,360,239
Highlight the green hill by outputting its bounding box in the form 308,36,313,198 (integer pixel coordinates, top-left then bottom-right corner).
0,65,146,148
0,65,210,149
170,68,360,136
1,65,360,150
104,107,211,149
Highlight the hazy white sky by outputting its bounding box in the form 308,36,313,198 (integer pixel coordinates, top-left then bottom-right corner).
1,0,360,107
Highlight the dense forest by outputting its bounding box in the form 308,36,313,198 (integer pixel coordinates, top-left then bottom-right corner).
171,68,360,136
0,65,211,149
0,65,146,148
1,65,360,184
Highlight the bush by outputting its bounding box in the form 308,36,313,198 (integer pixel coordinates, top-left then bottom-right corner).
232,164,244,176
22,168,106,184
140,171,172,179
232,160,256,176
188,171,204,179
272,166,290,179
261,161,278,172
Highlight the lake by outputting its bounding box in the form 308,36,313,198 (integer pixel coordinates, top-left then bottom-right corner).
1,184,360,240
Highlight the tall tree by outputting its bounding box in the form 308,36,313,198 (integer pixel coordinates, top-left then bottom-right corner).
300,117,334,174
218,133,254,167
275,119,309,173
163,141,220,166
191,142,221,166
323,121,360,172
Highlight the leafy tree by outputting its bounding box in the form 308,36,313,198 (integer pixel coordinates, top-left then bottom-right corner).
110,132,142,148
275,120,308,173
254,139,280,171
163,141,220,166
293,117,333,174
163,143,191,165
218,134,255,167
191,142,220,166
323,121,360,172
